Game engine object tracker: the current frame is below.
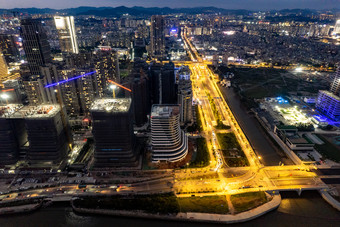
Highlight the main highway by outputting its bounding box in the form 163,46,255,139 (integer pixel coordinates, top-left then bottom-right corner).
173,27,327,195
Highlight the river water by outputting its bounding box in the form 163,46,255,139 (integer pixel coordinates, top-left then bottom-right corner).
0,192,339,227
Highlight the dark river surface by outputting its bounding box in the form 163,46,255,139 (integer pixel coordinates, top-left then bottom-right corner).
0,192,340,227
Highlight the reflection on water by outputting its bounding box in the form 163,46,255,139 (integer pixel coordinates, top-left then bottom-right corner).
0,192,340,227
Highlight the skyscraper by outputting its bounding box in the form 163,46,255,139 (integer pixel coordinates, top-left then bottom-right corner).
333,19,340,36
316,67,340,120
330,67,340,95
150,15,165,59
25,105,70,163
0,50,8,78
0,104,70,164
0,34,20,63
95,50,120,97
54,16,79,54
20,19,52,75
0,104,27,164
90,98,138,167
178,77,193,125
151,105,188,162
149,62,176,105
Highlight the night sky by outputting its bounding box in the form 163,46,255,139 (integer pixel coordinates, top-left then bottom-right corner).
0,0,338,10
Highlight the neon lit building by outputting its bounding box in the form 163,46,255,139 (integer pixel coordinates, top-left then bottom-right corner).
90,98,138,167
151,105,188,162
54,16,79,54
316,67,340,121
316,90,340,121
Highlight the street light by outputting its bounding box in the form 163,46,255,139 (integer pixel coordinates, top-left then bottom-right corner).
0,93,9,104
109,84,117,98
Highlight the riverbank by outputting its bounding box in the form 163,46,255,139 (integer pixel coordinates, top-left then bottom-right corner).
0,202,41,215
71,194,281,224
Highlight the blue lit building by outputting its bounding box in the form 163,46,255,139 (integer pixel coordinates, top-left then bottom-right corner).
316,90,340,121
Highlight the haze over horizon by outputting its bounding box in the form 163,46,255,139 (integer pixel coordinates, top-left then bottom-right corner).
0,0,338,10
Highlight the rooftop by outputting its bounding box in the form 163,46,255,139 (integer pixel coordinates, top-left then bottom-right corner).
0,104,60,119
276,125,298,130
90,98,131,113
319,90,340,102
151,105,179,118
0,104,24,118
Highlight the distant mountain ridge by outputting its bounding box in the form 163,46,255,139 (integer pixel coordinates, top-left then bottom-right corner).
0,6,338,17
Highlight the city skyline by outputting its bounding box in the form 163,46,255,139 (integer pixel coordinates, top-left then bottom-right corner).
0,0,339,10
0,2,340,225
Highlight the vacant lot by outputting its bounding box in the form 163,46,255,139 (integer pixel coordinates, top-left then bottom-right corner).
217,133,249,167
230,192,267,213
178,196,229,214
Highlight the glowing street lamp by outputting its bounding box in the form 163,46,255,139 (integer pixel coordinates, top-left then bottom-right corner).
109,84,117,98
0,93,9,104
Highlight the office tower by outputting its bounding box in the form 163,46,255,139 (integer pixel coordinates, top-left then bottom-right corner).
333,19,340,36
150,15,165,58
25,105,70,163
0,34,20,63
330,68,340,95
0,104,27,164
0,50,8,78
316,67,340,120
127,70,151,126
151,105,188,162
20,19,52,75
178,78,193,125
95,50,120,97
54,16,79,54
149,62,176,105
90,98,138,167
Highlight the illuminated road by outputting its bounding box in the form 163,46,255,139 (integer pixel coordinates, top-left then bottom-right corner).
172,26,328,195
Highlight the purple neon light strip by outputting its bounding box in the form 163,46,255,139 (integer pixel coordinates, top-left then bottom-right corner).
44,71,96,88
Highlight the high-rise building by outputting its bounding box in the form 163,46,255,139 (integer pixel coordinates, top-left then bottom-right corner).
0,34,20,63
23,75,50,105
0,104,70,164
0,104,28,164
151,105,188,162
330,68,340,95
127,70,151,126
178,78,193,125
24,105,70,163
0,50,8,78
58,68,98,116
150,15,165,58
333,19,340,36
20,19,52,75
316,67,340,120
149,62,176,105
54,16,79,54
95,50,120,97
90,98,138,167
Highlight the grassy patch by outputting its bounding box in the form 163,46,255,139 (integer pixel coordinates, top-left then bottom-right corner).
73,193,179,214
217,133,249,167
187,105,203,133
231,192,267,213
178,196,228,214
189,138,210,168
314,134,340,162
